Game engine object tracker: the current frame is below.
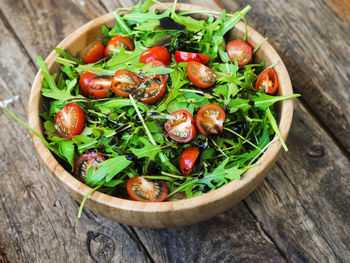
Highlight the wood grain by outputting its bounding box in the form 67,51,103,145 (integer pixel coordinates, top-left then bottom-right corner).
219,0,350,155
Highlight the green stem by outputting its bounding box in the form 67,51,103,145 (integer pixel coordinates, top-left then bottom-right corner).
223,127,262,151
77,185,102,219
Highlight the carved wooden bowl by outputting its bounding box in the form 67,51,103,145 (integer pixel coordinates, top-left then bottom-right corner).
28,3,294,228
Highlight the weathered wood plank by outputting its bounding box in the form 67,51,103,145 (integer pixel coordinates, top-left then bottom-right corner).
219,0,350,154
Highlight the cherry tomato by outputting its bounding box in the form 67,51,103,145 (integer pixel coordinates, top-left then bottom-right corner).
111,69,141,98
196,104,226,137
139,46,171,65
255,68,279,95
79,71,98,97
55,103,85,139
187,61,216,88
226,39,252,67
83,41,105,64
87,75,113,98
174,51,210,65
147,60,169,82
127,177,168,202
139,75,166,104
73,152,106,183
105,36,134,57
164,110,196,143
180,147,200,176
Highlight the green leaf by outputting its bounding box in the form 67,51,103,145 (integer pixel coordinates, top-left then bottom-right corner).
130,137,162,160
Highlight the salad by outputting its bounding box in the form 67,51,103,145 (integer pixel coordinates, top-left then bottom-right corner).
21,0,299,207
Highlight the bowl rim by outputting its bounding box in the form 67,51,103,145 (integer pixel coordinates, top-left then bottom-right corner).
28,3,294,215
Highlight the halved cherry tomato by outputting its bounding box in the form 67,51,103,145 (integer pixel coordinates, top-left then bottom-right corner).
127,177,168,202
147,60,169,82
87,75,113,98
255,68,279,95
55,103,85,139
196,104,225,137
180,147,200,176
79,71,98,97
105,36,134,57
139,75,166,104
164,110,196,143
187,61,216,88
139,46,171,65
73,152,106,183
83,41,105,64
226,39,252,67
175,51,210,65
111,69,141,97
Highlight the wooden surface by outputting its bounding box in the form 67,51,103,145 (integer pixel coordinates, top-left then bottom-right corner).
0,0,349,262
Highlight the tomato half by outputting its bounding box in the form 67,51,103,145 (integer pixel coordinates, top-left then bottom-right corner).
180,147,200,176
139,75,166,104
187,61,216,88
87,75,113,98
255,68,279,95
79,71,98,97
105,36,134,57
127,177,168,202
111,69,141,97
164,110,196,143
226,39,252,67
73,152,106,183
83,41,105,64
196,104,226,137
147,60,169,82
139,46,171,65
175,51,210,65
55,103,85,139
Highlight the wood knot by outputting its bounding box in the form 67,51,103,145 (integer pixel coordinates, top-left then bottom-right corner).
87,231,115,263
307,145,325,158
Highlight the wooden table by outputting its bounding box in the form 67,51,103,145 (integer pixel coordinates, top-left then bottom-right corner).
0,0,349,262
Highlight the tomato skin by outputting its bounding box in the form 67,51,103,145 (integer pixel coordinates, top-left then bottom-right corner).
73,152,106,183
187,61,216,88
127,177,168,202
55,103,85,139
164,110,196,143
79,71,98,97
174,51,210,65
83,41,105,64
226,39,252,67
111,69,141,98
105,36,134,57
196,104,226,137
140,75,166,104
139,46,171,65
87,75,113,98
147,60,169,82
255,68,279,95
180,147,200,176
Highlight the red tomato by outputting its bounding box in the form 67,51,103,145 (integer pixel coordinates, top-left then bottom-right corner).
87,75,113,98
73,152,106,183
196,104,226,137
105,36,134,57
255,68,279,95
83,41,105,64
147,60,169,82
79,71,98,97
111,69,141,98
139,46,171,65
187,61,216,88
55,103,85,139
174,51,210,65
226,39,252,67
140,75,166,104
180,147,200,176
164,110,196,143
127,177,168,202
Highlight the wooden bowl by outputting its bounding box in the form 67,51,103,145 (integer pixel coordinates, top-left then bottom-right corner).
28,3,294,228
